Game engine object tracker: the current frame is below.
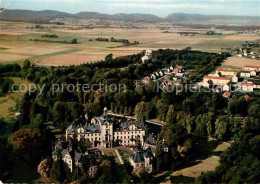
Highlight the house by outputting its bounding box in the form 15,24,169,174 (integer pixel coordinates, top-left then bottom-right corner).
143,134,168,155
143,77,151,84
232,76,239,83
243,65,260,72
249,78,260,89
159,71,164,77
141,56,150,64
223,84,230,91
244,94,251,101
129,148,155,173
141,50,153,64
52,141,102,176
151,74,157,80
222,91,232,98
175,73,185,78
203,76,231,86
242,82,254,92
250,70,257,77
66,108,146,148
216,68,237,76
240,71,251,78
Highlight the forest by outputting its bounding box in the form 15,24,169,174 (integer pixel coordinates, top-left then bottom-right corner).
0,49,259,183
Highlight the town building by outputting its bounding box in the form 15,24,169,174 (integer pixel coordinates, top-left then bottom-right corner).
52,141,102,176
129,148,155,173
222,91,232,98
141,50,153,63
243,65,260,72
242,82,254,92
216,68,237,76
203,76,231,86
66,108,146,149
240,71,251,78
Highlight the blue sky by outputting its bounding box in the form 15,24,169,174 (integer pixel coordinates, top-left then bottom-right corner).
1,0,260,17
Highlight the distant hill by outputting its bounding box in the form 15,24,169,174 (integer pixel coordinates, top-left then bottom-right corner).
166,13,260,24
75,12,163,23
0,9,259,25
0,9,73,23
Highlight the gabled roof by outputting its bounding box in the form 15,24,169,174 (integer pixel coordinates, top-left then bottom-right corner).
204,76,231,80
244,65,260,69
216,68,236,72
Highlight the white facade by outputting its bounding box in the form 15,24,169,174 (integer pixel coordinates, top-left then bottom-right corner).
66,108,146,148
240,71,251,78
203,76,231,86
242,83,254,92
216,69,237,76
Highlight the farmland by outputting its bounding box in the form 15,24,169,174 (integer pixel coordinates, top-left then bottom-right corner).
1,20,259,66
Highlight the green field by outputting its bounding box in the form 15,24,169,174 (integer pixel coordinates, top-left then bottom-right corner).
103,150,121,164
0,77,33,121
118,150,131,163
1,21,259,66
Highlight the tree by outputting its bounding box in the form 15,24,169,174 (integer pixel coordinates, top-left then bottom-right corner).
51,160,67,182
166,105,175,124
215,116,229,140
23,60,31,70
38,159,52,177
8,128,44,163
248,104,260,118
105,54,113,62
135,101,147,121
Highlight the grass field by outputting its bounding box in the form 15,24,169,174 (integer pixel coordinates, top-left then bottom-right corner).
103,149,121,164
222,56,260,68
0,77,33,121
118,150,131,163
0,21,259,66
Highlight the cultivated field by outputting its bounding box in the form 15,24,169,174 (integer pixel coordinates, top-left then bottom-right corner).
0,21,259,66
222,56,260,68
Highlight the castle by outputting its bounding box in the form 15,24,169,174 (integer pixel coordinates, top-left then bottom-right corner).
66,108,146,148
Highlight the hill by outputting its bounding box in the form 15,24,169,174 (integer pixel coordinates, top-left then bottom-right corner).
0,9,259,25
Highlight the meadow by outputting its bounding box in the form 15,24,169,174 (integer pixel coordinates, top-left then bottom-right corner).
0,21,259,66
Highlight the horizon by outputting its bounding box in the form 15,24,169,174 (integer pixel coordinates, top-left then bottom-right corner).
2,8,260,18
0,0,260,17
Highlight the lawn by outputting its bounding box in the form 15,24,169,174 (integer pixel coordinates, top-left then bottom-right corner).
103,150,121,164
118,150,131,163
0,77,33,121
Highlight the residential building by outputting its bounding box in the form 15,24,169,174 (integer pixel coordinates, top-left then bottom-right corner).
129,148,155,173
243,65,260,72
240,71,251,78
242,82,254,92
203,76,231,86
223,91,232,98
216,68,237,76
141,50,153,63
52,141,102,176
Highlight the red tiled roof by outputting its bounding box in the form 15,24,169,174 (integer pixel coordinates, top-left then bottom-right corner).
223,92,231,97
216,68,236,72
244,65,260,69
204,76,231,80
242,82,254,86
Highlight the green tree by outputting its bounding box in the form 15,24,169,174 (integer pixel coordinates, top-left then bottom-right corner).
166,105,175,124
135,101,147,121
215,116,229,140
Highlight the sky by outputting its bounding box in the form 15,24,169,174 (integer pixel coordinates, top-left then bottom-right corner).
1,0,260,17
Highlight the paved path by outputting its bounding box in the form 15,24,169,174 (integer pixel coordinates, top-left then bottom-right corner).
115,149,124,165
108,111,165,126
